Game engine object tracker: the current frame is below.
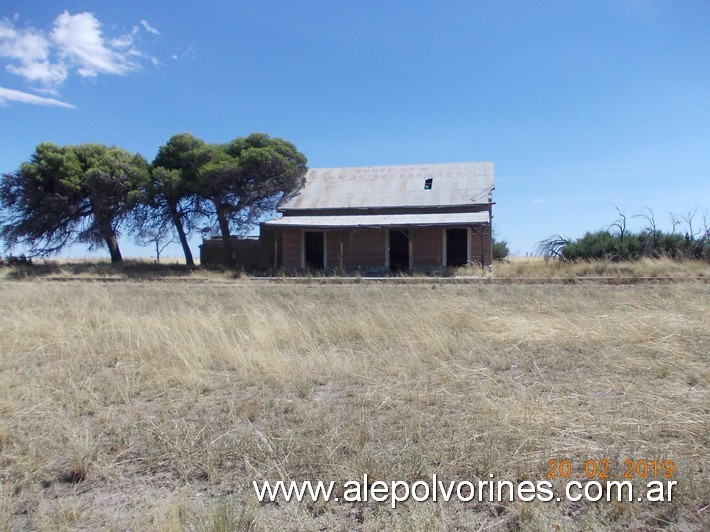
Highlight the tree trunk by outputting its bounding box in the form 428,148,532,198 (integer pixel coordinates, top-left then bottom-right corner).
89,192,123,263
214,202,235,267
101,224,123,263
169,203,194,267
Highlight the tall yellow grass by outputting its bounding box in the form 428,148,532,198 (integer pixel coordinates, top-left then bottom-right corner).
489,256,709,279
0,281,707,529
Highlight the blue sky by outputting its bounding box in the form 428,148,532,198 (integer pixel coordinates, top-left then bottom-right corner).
1,0,708,258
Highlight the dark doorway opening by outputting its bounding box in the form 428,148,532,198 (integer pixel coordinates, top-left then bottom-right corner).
389,229,409,272
304,231,324,269
446,228,468,267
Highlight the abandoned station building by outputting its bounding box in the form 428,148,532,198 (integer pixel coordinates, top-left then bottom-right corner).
200,162,495,273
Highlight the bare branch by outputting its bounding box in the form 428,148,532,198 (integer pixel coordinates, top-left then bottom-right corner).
536,235,570,260
608,206,627,242
681,207,700,239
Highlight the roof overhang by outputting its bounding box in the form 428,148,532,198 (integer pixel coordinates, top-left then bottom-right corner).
263,212,490,229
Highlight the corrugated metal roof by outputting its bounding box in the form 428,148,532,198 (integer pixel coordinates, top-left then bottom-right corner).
264,211,490,228
280,162,494,210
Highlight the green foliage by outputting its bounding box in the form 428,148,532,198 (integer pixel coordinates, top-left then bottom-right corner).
1,143,83,254
151,133,206,203
1,132,307,265
147,132,308,266
540,222,708,263
492,237,510,260
196,133,308,266
560,229,708,261
199,132,308,219
147,133,209,266
561,230,642,261
1,143,149,262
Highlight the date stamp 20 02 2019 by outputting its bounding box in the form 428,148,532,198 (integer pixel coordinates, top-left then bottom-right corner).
546,459,677,502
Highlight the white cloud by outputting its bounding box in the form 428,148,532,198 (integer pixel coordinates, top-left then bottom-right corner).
0,86,74,108
172,45,194,61
0,11,159,107
0,20,47,63
140,19,160,35
51,11,138,77
0,19,67,86
111,27,139,49
6,60,67,86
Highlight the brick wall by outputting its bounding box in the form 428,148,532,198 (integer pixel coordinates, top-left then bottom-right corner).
471,224,492,266
343,229,386,269
278,225,491,270
281,228,302,269
278,228,389,271
411,227,442,267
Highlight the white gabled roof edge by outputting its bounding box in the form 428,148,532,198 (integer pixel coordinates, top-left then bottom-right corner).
264,212,490,228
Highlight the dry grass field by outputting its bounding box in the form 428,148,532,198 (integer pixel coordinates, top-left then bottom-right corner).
2,256,708,282
0,279,708,530
488,257,709,280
